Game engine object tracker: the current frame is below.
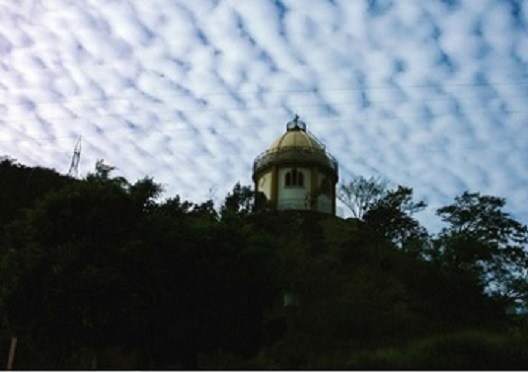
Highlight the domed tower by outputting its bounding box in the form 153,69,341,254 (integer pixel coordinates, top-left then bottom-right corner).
253,115,338,214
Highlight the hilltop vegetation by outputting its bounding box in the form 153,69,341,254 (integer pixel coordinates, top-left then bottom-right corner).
0,157,527,369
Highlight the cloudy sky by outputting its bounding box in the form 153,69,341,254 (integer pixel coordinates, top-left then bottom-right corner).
1,0,527,231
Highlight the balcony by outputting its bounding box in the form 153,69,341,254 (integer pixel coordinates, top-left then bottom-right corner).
253,146,338,174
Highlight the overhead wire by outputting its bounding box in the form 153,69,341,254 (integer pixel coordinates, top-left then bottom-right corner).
1,79,527,130
1,79,527,159
2,77,528,108
1,110,526,156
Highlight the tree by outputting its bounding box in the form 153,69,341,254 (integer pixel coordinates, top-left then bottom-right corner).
337,175,388,219
220,183,255,220
0,169,155,368
3,160,525,369
128,177,163,210
86,159,128,187
0,157,71,232
126,193,279,369
434,191,528,302
363,186,429,255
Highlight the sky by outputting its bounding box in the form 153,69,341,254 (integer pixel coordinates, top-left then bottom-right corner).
1,0,527,232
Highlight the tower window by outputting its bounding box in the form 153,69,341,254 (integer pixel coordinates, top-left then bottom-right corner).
285,169,304,187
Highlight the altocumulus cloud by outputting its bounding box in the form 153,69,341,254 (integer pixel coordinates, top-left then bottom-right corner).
0,0,527,232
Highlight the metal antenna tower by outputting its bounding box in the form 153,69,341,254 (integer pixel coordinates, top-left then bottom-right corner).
67,136,82,178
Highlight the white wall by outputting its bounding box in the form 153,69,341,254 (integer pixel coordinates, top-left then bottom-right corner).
277,167,311,210
258,166,336,214
256,170,272,200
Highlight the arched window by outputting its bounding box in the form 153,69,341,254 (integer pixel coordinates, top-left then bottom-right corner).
298,171,304,187
285,168,304,188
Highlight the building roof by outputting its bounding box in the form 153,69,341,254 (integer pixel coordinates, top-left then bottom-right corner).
253,116,338,177
269,123,325,152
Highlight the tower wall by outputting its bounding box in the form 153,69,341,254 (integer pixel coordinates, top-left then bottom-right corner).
255,164,337,214
257,170,273,200
252,116,338,215
277,167,312,210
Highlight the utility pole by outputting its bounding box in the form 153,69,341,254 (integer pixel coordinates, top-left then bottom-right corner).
6,337,17,370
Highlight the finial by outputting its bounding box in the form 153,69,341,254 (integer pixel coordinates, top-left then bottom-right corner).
286,114,306,131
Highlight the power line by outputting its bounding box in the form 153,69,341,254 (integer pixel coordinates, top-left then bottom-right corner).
2,78,528,108
1,112,526,157
1,88,527,136
1,103,527,144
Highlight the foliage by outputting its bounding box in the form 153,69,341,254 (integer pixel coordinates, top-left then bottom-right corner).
220,182,255,220
0,157,72,232
344,330,528,370
337,175,388,219
433,191,528,302
0,168,149,367
363,186,429,254
0,160,527,369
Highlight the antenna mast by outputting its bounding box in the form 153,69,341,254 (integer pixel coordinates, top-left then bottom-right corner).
67,136,82,178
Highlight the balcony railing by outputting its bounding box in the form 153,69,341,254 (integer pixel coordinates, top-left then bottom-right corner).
253,146,338,173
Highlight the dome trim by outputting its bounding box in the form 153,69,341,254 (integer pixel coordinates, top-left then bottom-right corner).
253,145,338,175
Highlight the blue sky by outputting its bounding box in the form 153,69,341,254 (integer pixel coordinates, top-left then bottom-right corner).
1,0,527,232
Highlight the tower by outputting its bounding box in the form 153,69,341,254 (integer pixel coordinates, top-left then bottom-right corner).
67,136,82,178
252,115,338,214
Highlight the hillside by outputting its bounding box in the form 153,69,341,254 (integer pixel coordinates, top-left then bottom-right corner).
0,159,527,369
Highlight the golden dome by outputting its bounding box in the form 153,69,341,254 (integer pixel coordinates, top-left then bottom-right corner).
253,116,338,177
268,128,325,152
268,115,325,152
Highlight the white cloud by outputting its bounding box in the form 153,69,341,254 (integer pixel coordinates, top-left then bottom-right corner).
0,0,527,232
